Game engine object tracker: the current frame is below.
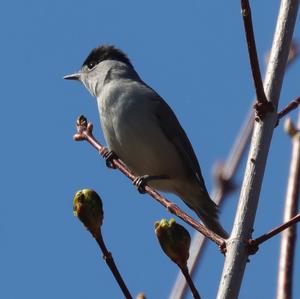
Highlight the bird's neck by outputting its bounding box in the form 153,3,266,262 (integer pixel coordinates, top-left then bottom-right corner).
86,60,140,97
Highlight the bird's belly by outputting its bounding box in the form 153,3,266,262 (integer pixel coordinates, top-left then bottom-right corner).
102,111,186,190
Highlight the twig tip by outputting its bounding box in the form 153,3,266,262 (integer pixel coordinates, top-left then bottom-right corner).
73,133,86,141
77,115,88,127
284,118,299,138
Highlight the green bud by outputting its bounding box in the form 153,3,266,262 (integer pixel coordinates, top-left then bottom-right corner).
73,189,104,237
155,219,191,269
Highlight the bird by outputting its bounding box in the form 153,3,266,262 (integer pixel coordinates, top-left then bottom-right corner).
64,45,228,238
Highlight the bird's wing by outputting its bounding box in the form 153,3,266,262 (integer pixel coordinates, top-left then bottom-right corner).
151,91,208,194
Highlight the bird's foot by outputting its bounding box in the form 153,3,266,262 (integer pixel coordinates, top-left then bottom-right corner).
133,175,169,194
102,150,118,169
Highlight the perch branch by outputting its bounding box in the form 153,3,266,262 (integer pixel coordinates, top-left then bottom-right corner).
74,115,226,248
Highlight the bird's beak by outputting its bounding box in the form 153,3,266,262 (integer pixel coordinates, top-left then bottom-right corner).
63,72,81,81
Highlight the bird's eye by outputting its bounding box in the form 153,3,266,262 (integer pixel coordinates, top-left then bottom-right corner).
87,61,96,69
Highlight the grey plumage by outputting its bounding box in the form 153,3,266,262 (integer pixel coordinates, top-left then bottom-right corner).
64,45,228,238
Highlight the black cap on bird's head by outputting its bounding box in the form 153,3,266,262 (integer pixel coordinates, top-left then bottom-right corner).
82,45,133,70
64,44,133,81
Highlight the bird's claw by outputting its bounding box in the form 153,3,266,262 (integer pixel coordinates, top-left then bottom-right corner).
133,175,169,194
103,150,117,169
133,175,150,194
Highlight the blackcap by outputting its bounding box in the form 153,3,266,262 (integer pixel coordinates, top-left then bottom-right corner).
65,45,228,238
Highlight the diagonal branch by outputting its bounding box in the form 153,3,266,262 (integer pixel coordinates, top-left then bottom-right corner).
179,266,201,299
248,213,300,251
278,96,300,121
74,115,226,248
95,231,133,299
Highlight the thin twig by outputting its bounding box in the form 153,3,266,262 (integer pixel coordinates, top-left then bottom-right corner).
217,1,299,299
241,0,275,120
74,115,226,248
277,116,300,299
249,213,300,250
241,0,268,105
278,96,300,120
95,231,133,299
180,266,201,299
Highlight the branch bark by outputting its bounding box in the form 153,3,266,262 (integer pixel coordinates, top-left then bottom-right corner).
276,114,300,299
216,1,299,299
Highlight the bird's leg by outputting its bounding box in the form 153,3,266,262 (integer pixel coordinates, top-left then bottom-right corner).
102,150,118,169
133,175,169,194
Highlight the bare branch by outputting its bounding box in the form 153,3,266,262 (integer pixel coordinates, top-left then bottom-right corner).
73,189,133,298
241,0,275,120
276,115,300,299
95,232,133,299
278,96,300,121
74,115,226,248
180,266,202,299
241,0,268,105
216,1,299,299
248,213,300,254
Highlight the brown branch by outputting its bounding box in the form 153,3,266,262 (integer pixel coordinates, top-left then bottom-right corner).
95,231,133,299
74,115,226,248
241,0,271,116
278,96,300,120
248,213,300,253
180,266,202,299
276,115,300,299
241,0,266,103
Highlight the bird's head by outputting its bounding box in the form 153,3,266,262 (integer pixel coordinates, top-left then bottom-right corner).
64,45,134,97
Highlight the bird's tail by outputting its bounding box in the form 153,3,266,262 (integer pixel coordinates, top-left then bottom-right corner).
199,214,229,239
185,193,229,239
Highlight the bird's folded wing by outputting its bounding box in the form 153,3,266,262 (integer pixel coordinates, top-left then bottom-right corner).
153,95,208,194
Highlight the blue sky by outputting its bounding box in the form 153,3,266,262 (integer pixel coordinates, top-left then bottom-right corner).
1,1,299,298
